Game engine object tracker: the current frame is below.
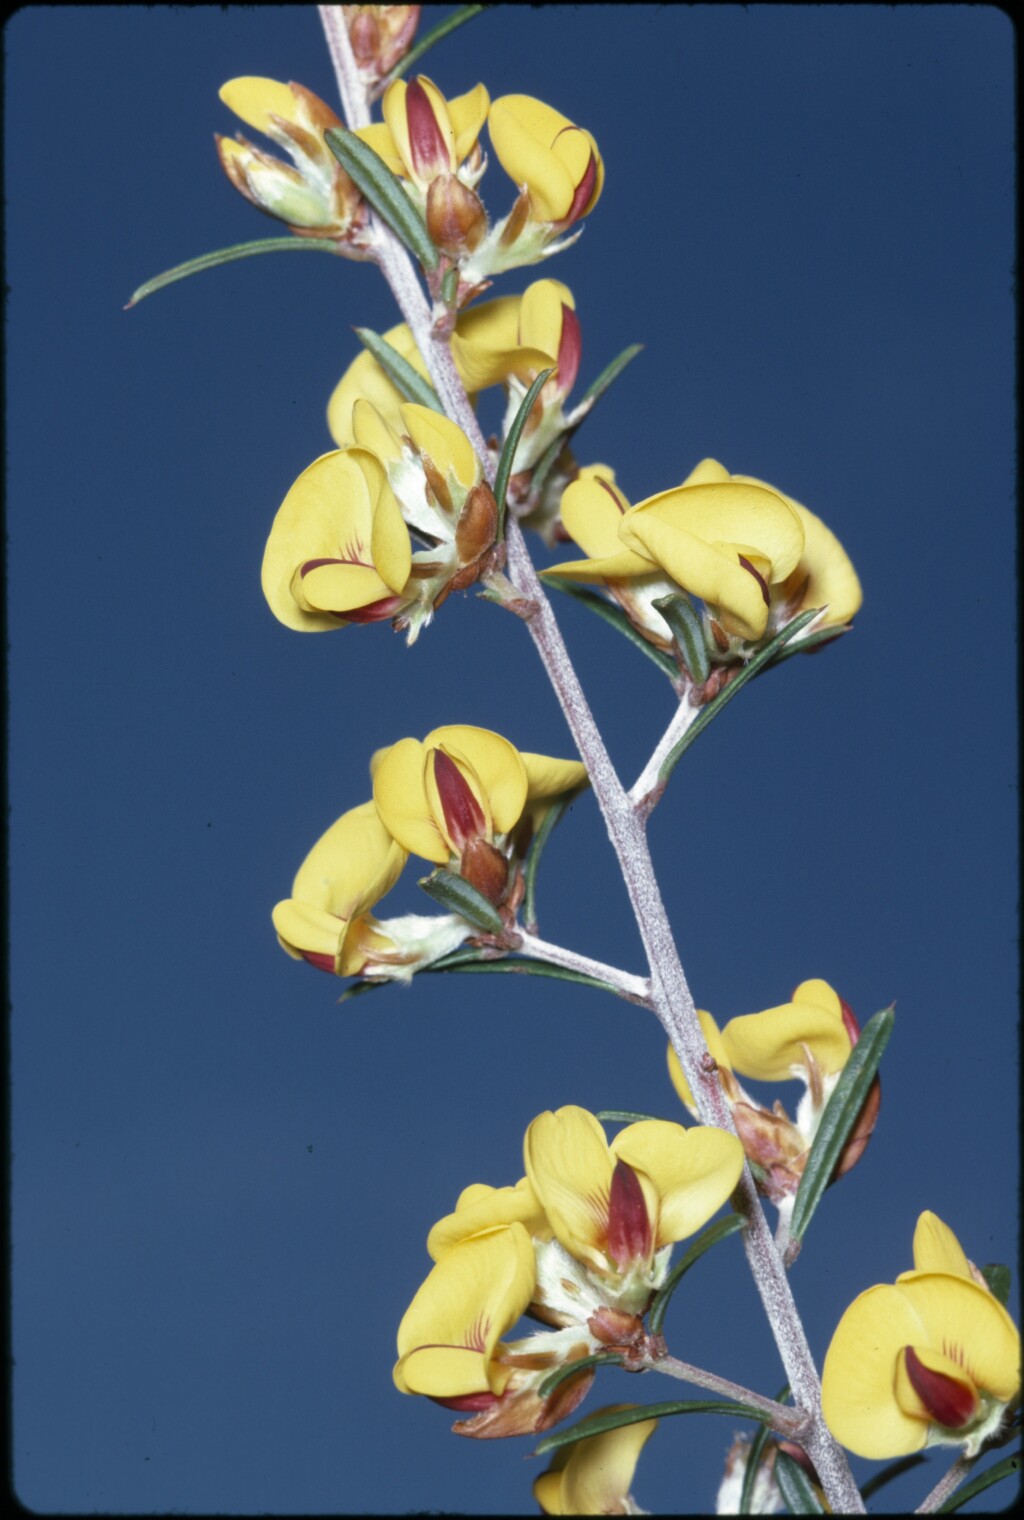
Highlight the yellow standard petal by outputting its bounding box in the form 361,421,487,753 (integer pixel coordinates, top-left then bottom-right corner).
488,95,602,224
394,1223,535,1397
546,1407,657,1515
327,324,427,448
733,473,863,627
910,1212,974,1280
611,1121,744,1248
524,1106,613,1271
220,76,303,135
373,736,449,864
400,404,481,491
450,288,558,391
721,996,852,1083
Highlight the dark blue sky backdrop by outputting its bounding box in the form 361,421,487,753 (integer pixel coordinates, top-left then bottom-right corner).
8,5,1016,1514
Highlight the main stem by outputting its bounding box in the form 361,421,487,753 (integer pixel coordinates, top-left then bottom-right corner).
319,8,864,1510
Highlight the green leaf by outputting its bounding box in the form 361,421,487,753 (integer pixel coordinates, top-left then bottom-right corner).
522,796,569,932
770,623,853,663
417,869,504,934
125,236,341,308
425,952,621,998
653,593,711,685
380,5,489,85
336,978,390,1005
935,1451,1022,1513
788,1005,895,1246
658,608,822,781
440,264,459,306
773,1449,826,1514
982,1263,1012,1306
595,1110,667,1125
537,1352,622,1399
494,368,554,537
535,1399,783,1457
546,579,680,681
648,1215,745,1334
354,326,442,410
857,1453,926,1502
324,127,439,271
739,1388,791,1515
530,342,644,500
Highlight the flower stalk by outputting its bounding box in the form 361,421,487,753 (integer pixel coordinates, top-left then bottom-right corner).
318,6,864,1509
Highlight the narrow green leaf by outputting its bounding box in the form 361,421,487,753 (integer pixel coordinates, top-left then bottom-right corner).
380,5,488,85
530,343,644,499
354,326,442,410
537,1351,622,1399
788,1005,895,1245
595,1110,666,1125
125,236,340,307
659,608,821,781
936,1451,1022,1513
740,1389,791,1515
858,1453,927,1501
324,127,439,270
578,341,645,409
337,978,389,1005
982,1263,1011,1306
522,796,568,932
536,1399,781,1457
494,368,553,537
546,579,680,681
773,1449,826,1514
653,593,711,684
770,623,852,663
417,869,504,934
739,1425,775,1514
425,952,621,998
648,1215,746,1333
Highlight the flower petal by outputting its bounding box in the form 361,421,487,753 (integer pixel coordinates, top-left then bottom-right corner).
822,1283,933,1457
373,737,449,863
450,290,558,390
401,403,481,490
521,753,589,803
220,76,301,136
666,1012,733,1112
733,475,863,627
428,1178,547,1260
447,81,491,164
910,1213,974,1280
559,471,632,560
422,726,528,835
524,1107,613,1271
395,1224,535,1396
721,999,852,1082
612,1121,744,1246
327,325,426,448
895,1273,1020,1404
559,1407,657,1514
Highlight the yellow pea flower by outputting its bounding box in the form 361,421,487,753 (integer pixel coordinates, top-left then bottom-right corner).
326,286,561,450
261,447,412,632
395,1223,596,1439
822,1213,1020,1459
216,77,367,244
534,1406,657,1515
356,76,489,192
524,1106,743,1314
667,980,880,1206
488,94,604,228
427,1178,549,1261
271,801,407,975
546,457,861,654
372,724,587,906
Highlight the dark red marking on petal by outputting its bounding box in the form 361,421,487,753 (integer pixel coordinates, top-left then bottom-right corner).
738,555,770,606
406,78,451,179
596,477,625,515
432,1390,499,1412
555,305,582,394
605,1158,652,1269
340,595,405,623
301,950,337,974
839,996,861,1045
432,749,486,848
903,1346,978,1429
553,130,597,227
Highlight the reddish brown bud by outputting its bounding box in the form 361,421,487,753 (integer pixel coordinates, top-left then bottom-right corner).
903,1346,979,1429
455,481,499,564
587,1305,645,1346
426,173,488,254
431,749,486,848
459,836,509,905
606,1159,653,1269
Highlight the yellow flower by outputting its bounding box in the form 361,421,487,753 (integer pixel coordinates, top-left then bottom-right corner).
488,94,604,227
427,1178,549,1261
216,77,366,242
271,801,407,975
356,76,489,193
534,1406,657,1515
395,1223,597,1438
546,458,861,649
326,285,561,449
822,1213,1020,1459
667,980,879,1204
261,447,412,631
372,724,587,905
524,1107,743,1303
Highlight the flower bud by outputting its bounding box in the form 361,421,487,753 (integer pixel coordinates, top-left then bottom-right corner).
346,5,421,80
455,481,499,564
459,836,509,906
426,173,488,254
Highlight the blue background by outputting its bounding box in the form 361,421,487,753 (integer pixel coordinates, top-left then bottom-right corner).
7,5,1016,1514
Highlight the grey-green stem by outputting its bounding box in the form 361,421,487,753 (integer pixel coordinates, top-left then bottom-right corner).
649,1354,810,1441
318,6,864,1511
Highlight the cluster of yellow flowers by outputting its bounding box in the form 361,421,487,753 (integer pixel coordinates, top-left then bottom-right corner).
204,9,1020,1506
272,724,587,980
